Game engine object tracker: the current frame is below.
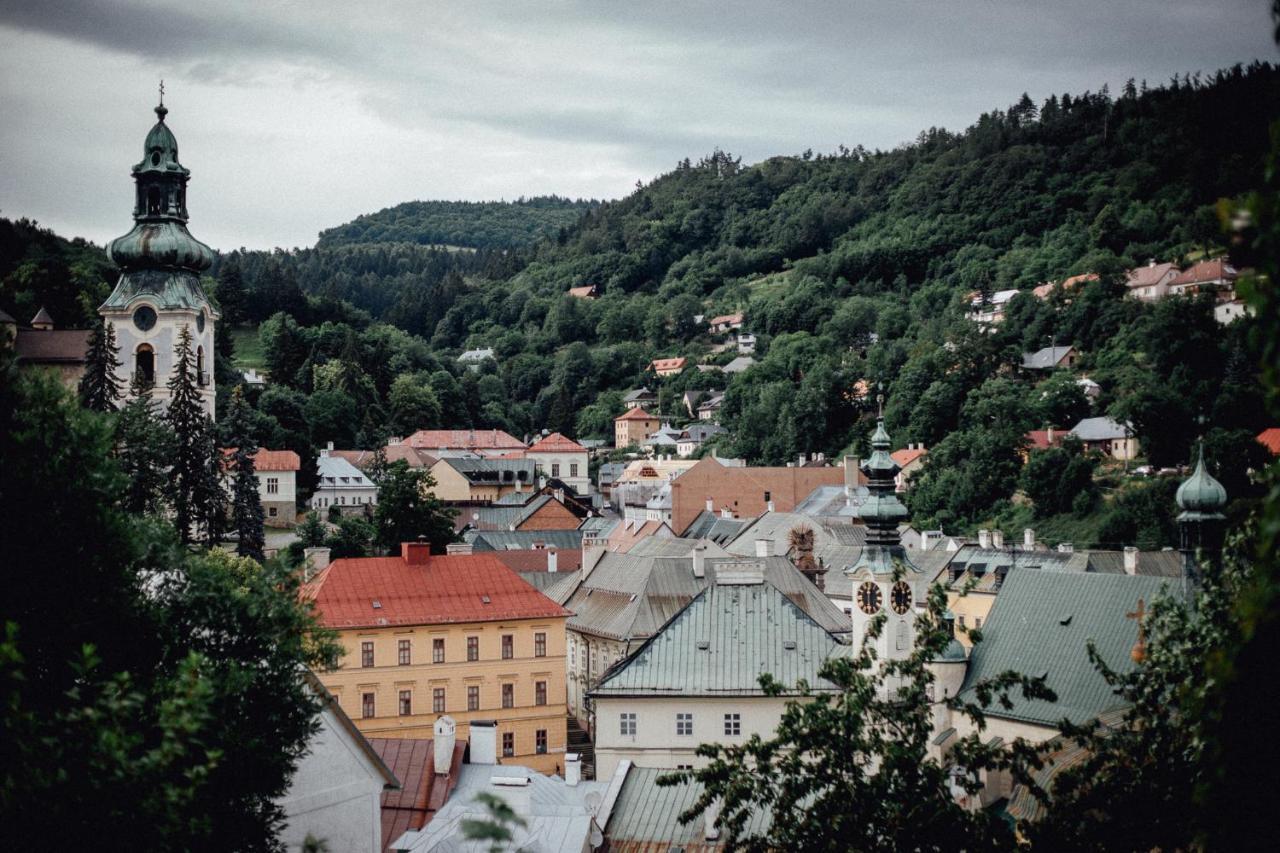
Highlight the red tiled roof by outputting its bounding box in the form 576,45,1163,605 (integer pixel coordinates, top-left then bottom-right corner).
709,312,744,326
253,449,301,471
492,548,584,572
1257,428,1280,456
1026,429,1067,451
527,432,587,454
1169,258,1238,286
650,357,687,370
333,446,436,470
307,550,571,629
404,429,525,451
616,407,658,422
568,285,598,298
890,448,927,468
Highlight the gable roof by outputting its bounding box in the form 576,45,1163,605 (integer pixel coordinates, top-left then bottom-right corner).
650,357,687,371
1126,261,1181,288
252,449,301,471
526,432,588,454
616,407,659,422
722,355,756,373
709,312,744,326
1026,429,1067,451
1070,416,1131,441
306,551,570,629
370,736,464,849
607,766,770,850
492,548,584,573
1021,345,1074,370
1169,258,1238,286
316,453,373,485
467,529,585,551
890,447,927,469
13,328,91,363
623,388,656,403
1257,428,1280,456
336,445,436,470
591,577,844,697
958,569,1175,727
439,455,536,485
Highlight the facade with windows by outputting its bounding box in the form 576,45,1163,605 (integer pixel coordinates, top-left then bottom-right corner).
310,543,571,775
524,432,591,496
588,565,846,781
311,449,378,516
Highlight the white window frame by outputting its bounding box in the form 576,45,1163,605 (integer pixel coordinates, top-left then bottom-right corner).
620,712,637,737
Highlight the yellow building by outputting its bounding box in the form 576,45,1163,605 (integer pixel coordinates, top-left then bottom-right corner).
307,542,571,774
427,456,537,502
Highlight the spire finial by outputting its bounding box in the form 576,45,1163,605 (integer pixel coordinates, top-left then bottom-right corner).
155,80,168,120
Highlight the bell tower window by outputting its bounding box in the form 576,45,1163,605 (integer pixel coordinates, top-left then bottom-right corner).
196,346,207,386
135,344,155,386
147,185,162,216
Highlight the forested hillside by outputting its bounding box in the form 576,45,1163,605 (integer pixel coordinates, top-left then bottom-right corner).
315,196,597,250
4,63,1276,542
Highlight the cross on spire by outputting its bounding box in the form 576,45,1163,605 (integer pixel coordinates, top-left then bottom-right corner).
1126,598,1147,663
159,79,165,106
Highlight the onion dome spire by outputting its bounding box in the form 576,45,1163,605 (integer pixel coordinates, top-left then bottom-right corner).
848,415,917,576
1177,440,1228,593
1176,443,1228,517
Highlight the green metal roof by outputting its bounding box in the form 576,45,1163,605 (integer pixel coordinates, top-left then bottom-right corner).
590,576,845,697
607,766,771,847
99,268,215,313
1176,445,1228,517
958,569,1174,728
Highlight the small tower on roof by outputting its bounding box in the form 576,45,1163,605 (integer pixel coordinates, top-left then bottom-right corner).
845,412,924,663
99,91,218,418
1176,441,1228,592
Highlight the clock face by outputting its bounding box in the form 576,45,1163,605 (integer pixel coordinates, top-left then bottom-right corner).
196,311,205,333
132,305,157,332
891,581,913,615
857,582,882,615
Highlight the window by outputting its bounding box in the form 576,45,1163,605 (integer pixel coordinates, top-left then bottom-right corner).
266,477,279,495
975,617,982,629
502,732,515,758
724,713,741,736
268,507,278,518
551,463,560,477
362,692,375,719
467,636,479,661
957,614,966,628
536,729,547,754
677,712,693,736
134,344,155,385
502,683,514,709
763,490,771,503
467,685,480,711
433,688,446,713
534,632,546,657
501,634,513,660
535,681,547,706
433,637,445,663
620,712,637,736
677,764,694,771
399,690,412,716
570,462,579,478
398,639,411,665
361,641,374,668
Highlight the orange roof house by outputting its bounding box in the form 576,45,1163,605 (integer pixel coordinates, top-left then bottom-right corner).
1257,428,1280,456
668,456,855,535
1169,259,1239,296
1033,272,1098,300
567,284,599,299
649,357,688,377
708,312,745,332
615,408,661,449
400,429,526,458
526,432,588,454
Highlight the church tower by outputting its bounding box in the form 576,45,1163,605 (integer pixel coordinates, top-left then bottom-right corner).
1175,442,1228,593
845,417,925,663
100,94,218,418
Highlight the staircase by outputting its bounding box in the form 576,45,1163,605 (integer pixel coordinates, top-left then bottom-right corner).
566,714,596,780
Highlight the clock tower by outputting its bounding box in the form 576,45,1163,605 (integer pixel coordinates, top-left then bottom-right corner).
100,94,218,418
845,417,924,663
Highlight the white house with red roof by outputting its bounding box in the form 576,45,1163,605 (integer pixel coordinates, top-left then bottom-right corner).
1125,260,1182,301
890,445,928,493
222,448,301,527
525,432,590,495
1168,258,1239,298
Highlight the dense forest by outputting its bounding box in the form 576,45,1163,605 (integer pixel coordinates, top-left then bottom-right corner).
315,196,597,250
3,63,1276,544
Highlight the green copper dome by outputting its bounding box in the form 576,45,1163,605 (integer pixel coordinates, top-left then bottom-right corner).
848,417,919,577
1176,444,1228,517
135,104,187,176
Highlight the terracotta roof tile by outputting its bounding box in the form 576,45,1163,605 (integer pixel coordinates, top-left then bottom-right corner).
890,448,927,468
308,550,571,629
1126,262,1180,288
1258,428,1280,456
492,548,584,572
403,429,525,451
616,408,658,421
1169,258,1238,286
526,432,587,454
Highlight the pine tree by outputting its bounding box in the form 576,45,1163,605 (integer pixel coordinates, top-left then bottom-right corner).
116,371,175,515
78,318,122,412
193,420,227,549
168,324,211,545
224,385,265,561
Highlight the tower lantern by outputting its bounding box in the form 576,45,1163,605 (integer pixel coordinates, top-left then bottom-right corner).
99,95,218,418
1175,442,1228,592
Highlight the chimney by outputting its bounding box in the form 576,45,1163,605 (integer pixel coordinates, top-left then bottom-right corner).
547,549,558,573
706,495,714,512
401,539,432,565
766,499,775,513
491,771,532,816
919,530,932,552
705,798,722,841
433,716,456,774
755,538,773,558
844,456,860,495
564,753,581,786
303,546,331,578
327,440,334,452
1123,546,1139,575
977,529,992,550
991,529,1004,549
469,720,497,765
798,453,807,466
1047,425,1054,445
1023,528,1035,549
692,544,706,578
446,542,473,556
1057,542,1075,553
720,506,733,519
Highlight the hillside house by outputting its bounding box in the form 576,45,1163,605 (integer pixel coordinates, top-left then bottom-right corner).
697,391,726,422
615,408,661,449
709,312,744,333
567,284,599,299
1021,345,1077,371
622,388,657,410
1215,299,1251,324
251,449,301,526
1258,428,1280,456
456,348,494,370
312,450,378,515
1070,416,1138,461
1126,260,1181,301
890,445,928,492
1032,272,1097,300
525,432,590,495
677,423,726,457
722,355,755,375
2,307,89,390
1168,258,1239,298
966,289,1020,324
737,332,757,354
650,357,687,377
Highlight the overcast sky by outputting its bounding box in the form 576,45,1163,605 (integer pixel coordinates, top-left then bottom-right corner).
0,1,1274,251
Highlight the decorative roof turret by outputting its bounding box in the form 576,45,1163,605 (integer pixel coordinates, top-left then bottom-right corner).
846,412,918,577
101,93,216,313
1176,443,1228,519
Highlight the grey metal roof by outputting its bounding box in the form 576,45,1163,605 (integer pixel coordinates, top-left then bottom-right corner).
722,356,756,374
1021,345,1074,370
578,516,620,537
958,569,1176,728
794,484,870,520
591,578,845,697
623,388,656,403
683,510,749,545
442,456,536,483
1070,416,1132,441
597,462,626,485
607,766,770,848
726,512,866,572
1083,549,1184,578
467,530,584,551
461,495,557,531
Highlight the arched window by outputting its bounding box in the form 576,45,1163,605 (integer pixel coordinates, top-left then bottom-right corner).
146,186,162,216
135,344,155,386
196,346,206,386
